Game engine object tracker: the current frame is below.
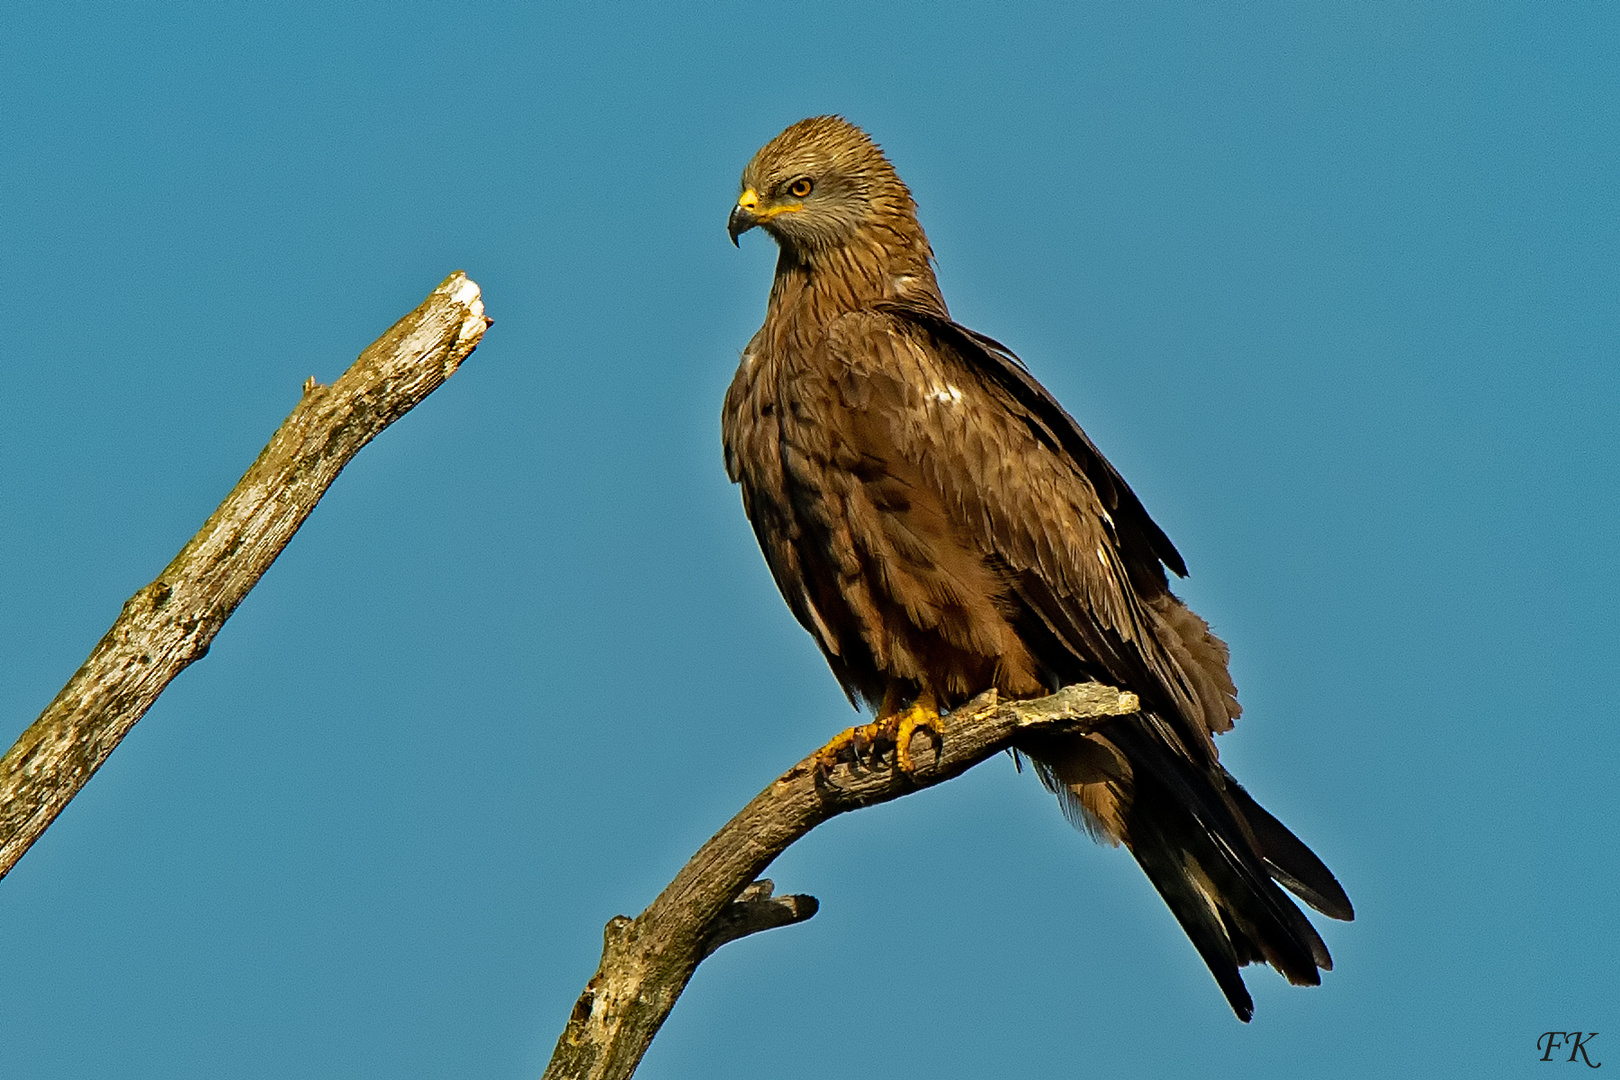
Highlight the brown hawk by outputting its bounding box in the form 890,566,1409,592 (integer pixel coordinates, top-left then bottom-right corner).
722,115,1352,1020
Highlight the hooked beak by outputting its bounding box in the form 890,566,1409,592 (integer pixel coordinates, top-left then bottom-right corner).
728,187,763,246
727,203,756,246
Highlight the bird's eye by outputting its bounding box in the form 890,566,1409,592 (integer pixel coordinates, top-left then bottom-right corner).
787,177,813,198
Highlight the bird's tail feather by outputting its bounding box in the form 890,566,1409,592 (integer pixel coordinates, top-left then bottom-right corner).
1225,776,1355,922
1030,715,1350,1021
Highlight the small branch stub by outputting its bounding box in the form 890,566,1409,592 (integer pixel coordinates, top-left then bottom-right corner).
0,272,490,883
699,879,819,960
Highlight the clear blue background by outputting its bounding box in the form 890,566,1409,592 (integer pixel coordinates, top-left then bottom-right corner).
2,3,1615,1077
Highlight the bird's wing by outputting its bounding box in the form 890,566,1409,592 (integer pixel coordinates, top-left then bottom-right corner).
876,300,1186,578
823,306,1238,755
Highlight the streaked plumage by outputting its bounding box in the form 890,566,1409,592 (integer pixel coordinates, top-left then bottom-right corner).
722,116,1351,1020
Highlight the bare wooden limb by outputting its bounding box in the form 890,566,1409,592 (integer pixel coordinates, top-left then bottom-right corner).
542,682,1140,1080
0,273,490,882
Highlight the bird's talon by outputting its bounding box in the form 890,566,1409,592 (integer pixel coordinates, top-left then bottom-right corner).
812,693,942,776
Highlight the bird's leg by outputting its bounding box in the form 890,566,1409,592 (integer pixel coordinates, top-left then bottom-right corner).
813,687,941,775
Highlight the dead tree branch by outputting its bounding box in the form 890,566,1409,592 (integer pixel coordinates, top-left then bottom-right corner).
542,681,1140,1080
0,272,490,882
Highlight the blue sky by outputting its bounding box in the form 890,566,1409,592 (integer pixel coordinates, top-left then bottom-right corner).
2,3,1615,1077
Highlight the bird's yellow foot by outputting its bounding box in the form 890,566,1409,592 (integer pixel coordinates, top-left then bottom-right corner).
813,692,942,775
813,721,880,773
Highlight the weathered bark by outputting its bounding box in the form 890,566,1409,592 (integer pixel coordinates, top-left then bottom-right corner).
0,272,490,882
542,681,1140,1080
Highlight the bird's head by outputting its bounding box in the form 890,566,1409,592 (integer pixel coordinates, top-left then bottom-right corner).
728,116,918,258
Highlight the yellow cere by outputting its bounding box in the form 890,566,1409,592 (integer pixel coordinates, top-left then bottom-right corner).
735,187,801,221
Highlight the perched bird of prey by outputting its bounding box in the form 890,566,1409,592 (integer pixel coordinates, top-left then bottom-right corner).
721,116,1352,1021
